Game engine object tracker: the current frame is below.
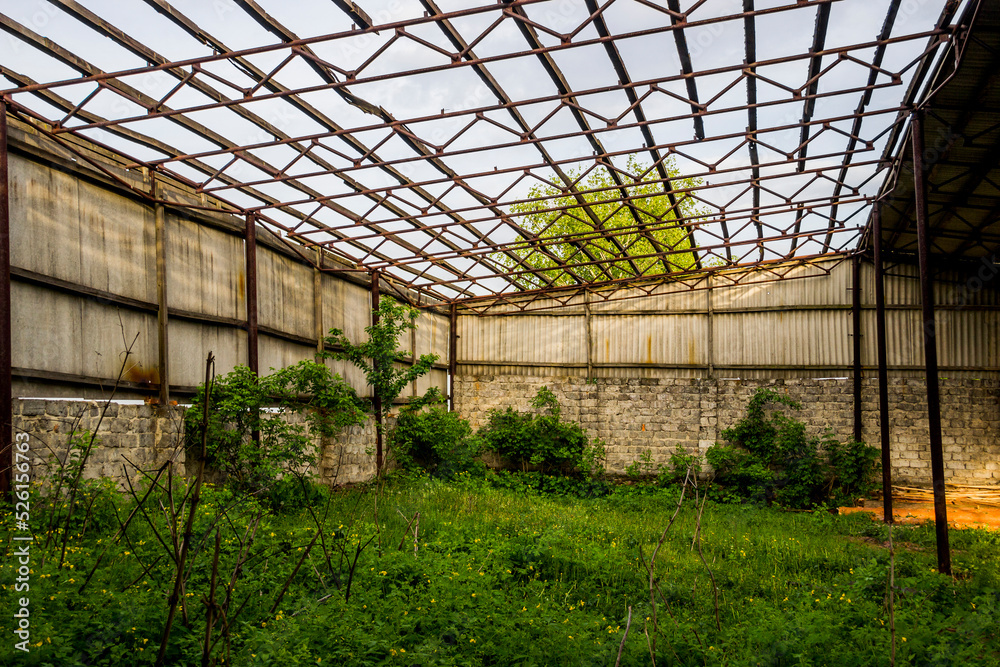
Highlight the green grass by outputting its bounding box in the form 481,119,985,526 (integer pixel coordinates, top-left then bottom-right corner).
3,475,999,666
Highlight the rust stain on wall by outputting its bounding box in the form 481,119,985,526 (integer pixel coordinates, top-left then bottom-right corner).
125,362,160,388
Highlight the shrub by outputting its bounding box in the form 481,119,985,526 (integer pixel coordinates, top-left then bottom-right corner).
708,388,879,508
478,387,605,477
624,450,656,479
658,444,702,486
720,387,801,465
392,405,481,478
323,297,440,474
184,361,365,494
705,443,774,501
826,436,882,502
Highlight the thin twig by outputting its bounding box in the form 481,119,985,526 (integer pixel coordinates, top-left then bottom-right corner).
643,620,657,667
889,521,896,667
202,529,222,667
396,509,419,551
156,352,214,667
647,468,691,655
614,605,632,667
692,486,721,632
58,324,140,569
270,530,322,615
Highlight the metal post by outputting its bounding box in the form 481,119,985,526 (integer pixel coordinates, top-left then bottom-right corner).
584,294,593,381
448,303,457,412
244,213,259,376
706,274,714,379
0,101,12,501
912,109,950,575
410,322,417,398
370,271,382,475
314,247,323,356
852,254,863,442
154,179,169,406
872,204,893,523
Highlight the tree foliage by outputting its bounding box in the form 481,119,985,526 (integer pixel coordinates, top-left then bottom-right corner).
184,361,365,493
497,156,705,289
323,297,441,440
708,388,881,508
478,386,606,477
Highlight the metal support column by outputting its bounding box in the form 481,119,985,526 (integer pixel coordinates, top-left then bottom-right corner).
872,204,893,523
448,303,457,413
410,323,417,398
852,255,863,442
0,101,12,501
244,213,259,377
371,271,382,475
706,274,715,379
912,110,950,575
584,294,593,381
314,247,323,356
154,179,169,406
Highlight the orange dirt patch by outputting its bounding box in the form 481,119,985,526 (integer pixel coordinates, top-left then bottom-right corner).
840,499,1000,531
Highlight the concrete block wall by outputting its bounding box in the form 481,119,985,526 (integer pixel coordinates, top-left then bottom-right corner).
454,375,1000,486
12,399,379,488
13,399,186,486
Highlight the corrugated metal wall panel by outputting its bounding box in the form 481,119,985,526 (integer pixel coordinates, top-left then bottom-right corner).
323,356,370,397
713,261,851,310
257,249,314,339
12,283,160,382
592,314,707,365
323,276,370,345
415,310,449,365
258,335,317,376
459,364,587,377
414,368,448,399
707,309,852,368
11,156,157,303
591,366,703,378
884,309,925,369
459,315,586,364
588,283,708,313
883,264,922,305
934,309,1000,369
167,215,245,320
169,320,245,388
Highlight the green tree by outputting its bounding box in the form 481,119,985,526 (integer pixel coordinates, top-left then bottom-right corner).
184,360,365,493
498,156,705,289
323,297,440,474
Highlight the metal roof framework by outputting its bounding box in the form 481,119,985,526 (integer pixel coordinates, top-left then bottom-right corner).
0,0,976,314
866,0,1000,269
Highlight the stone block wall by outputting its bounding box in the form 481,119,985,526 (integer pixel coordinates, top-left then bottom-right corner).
13,399,186,486
454,375,1000,486
317,419,380,486
12,398,379,488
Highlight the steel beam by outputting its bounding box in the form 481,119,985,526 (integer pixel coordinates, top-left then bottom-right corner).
0,101,11,501
245,214,259,377
872,204,894,523
449,303,457,412
314,247,324,356
912,110,950,575
154,180,170,406
852,254,863,442
371,271,382,475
